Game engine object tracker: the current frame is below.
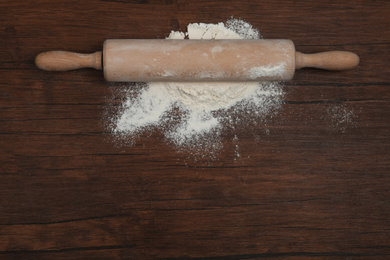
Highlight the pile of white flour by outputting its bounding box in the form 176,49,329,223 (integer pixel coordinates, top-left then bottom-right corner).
108,19,284,157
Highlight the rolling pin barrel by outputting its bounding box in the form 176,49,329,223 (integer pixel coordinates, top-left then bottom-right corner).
35,39,359,82
102,39,296,82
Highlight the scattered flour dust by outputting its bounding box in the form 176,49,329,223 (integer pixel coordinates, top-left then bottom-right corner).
106,18,354,159
326,103,357,133
108,18,284,158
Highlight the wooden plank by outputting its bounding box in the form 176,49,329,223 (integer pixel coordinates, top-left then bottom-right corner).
1,0,389,259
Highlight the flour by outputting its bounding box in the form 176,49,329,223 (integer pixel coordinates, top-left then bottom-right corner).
105,18,358,159
249,63,287,79
109,18,284,158
326,104,357,133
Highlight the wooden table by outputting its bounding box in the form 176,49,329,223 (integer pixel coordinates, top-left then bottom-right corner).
1,1,389,259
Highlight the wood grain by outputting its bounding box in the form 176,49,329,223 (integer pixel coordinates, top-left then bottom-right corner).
1,0,390,259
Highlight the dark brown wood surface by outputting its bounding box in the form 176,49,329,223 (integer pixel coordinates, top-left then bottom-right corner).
1,1,390,259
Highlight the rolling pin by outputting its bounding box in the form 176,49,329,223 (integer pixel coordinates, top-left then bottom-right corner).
35,39,359,82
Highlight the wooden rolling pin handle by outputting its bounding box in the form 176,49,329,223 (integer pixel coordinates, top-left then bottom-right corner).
35,51,102,71
295,51,359,71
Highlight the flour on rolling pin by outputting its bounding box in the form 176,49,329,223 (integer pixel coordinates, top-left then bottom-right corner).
102,39,293,82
